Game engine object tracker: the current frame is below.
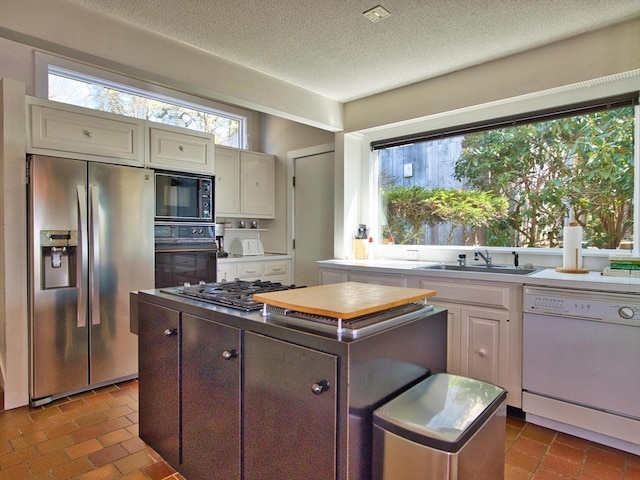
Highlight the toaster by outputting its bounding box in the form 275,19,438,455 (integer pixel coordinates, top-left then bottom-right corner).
229,238,265,256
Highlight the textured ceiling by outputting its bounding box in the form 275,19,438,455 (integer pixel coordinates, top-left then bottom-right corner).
62,0,640,102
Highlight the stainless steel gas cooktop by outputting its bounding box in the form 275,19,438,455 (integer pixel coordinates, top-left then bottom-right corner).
162,280,303,311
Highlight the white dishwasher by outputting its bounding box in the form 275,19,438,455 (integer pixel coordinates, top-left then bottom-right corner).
522,286,640,455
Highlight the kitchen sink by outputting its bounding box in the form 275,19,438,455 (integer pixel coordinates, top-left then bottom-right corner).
415,264,541,275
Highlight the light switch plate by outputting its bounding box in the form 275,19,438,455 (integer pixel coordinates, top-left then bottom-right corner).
403,163,413,177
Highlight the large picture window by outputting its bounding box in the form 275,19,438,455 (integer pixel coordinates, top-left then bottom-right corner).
376,100,637,251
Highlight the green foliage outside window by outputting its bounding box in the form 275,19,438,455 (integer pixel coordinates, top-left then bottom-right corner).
379,106,635,249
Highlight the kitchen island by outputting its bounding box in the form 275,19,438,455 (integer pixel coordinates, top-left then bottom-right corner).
136,284,447,480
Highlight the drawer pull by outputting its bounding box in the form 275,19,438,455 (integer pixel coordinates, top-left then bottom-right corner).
478,349,487,357
83,130,93,138
178,145,185,152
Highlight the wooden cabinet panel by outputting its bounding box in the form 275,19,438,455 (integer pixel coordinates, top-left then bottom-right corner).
138,301,180,467
215,146,240,215
220,258,292,284
462,308,509,387
320,269,348,285
244,332,337,480
181,314,241,480
348,272,406,287
28,100,144,165
215,147,275,218
240,151,275,217
148,126,214,174
235,261,263,280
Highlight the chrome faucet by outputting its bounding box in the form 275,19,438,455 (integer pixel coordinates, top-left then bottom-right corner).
474,249,492,266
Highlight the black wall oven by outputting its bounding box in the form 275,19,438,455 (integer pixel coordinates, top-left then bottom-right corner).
154,223,217,288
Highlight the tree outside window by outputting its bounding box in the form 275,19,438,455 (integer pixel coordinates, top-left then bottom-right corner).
378,106,635,250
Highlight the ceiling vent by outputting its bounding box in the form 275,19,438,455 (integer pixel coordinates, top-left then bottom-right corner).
363,5,391,23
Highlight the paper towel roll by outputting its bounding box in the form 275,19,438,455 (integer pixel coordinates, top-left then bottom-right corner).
562,224,582,270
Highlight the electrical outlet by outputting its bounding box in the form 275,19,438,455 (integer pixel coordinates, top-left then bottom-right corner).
406,249,418,260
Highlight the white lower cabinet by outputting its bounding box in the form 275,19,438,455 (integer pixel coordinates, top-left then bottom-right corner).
347,272,406,287
319,266,522,408
461,305,509,387
217,262,236,282
319,269,348,285
236,261,263,281
413,277,520,407
218,257,292,284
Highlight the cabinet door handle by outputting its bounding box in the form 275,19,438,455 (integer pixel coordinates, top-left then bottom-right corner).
478,349,487,357
178,145,185,152
222,349,239,360
83,129,93,138
311,380,330,395
164,328,178,337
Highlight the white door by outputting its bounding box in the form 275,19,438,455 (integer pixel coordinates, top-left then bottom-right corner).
293,150,334,286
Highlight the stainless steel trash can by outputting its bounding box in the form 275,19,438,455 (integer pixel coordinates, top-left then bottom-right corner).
372,373,507,480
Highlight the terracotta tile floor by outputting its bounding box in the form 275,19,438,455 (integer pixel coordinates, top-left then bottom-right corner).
1,381,638,479
505,416,640,480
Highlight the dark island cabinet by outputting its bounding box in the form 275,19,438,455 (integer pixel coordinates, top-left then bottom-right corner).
138,301,180,467
138,302,241,480
181,313,241,480
244,332,338,480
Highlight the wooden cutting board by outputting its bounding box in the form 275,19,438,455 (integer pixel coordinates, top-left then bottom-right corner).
252,282,436,319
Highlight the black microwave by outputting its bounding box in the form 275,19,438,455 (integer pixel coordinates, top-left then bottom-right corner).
155,172,213,222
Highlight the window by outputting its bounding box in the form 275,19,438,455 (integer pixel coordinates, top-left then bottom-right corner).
375,100,637,252
36,55,248,148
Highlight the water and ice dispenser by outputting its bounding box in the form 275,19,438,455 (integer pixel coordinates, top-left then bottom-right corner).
40,230,78,289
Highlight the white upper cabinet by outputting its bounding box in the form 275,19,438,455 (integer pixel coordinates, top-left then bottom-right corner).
26,97,145,166
240,150,275,218
216,146,275,218
215,146,241,215
147,124,215,174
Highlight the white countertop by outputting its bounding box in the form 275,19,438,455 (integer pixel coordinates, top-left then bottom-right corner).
318,259,640,294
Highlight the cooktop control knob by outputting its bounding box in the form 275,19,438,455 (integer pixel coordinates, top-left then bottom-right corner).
619,306,635,320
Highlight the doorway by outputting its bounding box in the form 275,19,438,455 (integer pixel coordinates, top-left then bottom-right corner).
290,145,335,286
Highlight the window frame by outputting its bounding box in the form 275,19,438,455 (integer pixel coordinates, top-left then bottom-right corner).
364,83,640,258
370,101,640,252
34,52,253,149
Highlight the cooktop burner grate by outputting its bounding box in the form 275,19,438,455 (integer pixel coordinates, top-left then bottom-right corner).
163,280,304,311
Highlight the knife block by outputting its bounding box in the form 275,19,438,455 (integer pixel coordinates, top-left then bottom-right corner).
353,239,367,259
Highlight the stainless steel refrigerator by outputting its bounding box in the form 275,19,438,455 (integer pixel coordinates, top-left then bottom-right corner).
28,155,154,404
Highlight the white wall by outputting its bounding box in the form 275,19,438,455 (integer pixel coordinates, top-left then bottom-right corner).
260,114,334,254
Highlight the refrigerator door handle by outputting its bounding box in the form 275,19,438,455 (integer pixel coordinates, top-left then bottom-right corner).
90,185,101,325
77,185,88,328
